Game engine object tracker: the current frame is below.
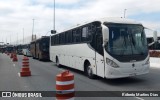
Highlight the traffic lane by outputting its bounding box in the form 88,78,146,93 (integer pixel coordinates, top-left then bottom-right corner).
15,55,118,91
0,54,58,100
60,65,160,91
15,55,59,91
16,55,160,91
14,55,137,100
0,53,32,91
60,66,160,100
103,67,160,91
7,55,160,100
0,53,40,100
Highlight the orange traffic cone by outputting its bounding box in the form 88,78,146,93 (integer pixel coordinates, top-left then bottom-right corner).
12,53,18,62
56,70,74,100
20,56,31,77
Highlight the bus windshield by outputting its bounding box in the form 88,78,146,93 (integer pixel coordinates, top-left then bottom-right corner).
105,24,148,56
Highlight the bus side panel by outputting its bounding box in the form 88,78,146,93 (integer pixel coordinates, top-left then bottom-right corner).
50,44,96,74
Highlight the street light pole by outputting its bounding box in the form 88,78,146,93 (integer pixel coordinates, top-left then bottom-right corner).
17,33,18,45
23,28,24,44
51,0,56,34
10,34,11,44
6,37,7,45
53,0,55,31
124,9,127,18
32,19,35,41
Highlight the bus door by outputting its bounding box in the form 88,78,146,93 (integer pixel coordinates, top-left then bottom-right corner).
95,32,105,78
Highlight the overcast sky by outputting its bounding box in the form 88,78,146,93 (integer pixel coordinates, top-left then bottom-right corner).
0,0,160,44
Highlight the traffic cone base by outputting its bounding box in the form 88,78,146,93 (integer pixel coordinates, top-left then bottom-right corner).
13,58,18,62
20,71,31,77
56,92,75,100
21,67,30,72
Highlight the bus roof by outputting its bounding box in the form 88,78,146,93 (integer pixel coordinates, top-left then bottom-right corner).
54,17,142,35
99,17,142,24
31,36,50,43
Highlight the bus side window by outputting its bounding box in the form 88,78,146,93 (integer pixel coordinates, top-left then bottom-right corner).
65,32,68,44
77,28,82,42
72,28,81,43
82,27,88,42
72,30,77,43
62,33,65,44
82,25,93,42
55,35,59,45
59,34,62,44
53,36,56,45
68,31,72,43
59,33,65,44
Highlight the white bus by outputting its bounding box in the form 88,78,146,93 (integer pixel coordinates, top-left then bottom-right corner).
22,44,32,57
50,18,150,79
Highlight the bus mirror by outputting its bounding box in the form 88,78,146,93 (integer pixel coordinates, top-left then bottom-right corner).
153,31,157,42
51,30,56,34
102,25,109,47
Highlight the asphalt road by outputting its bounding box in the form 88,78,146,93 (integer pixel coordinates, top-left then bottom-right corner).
0,53,160,100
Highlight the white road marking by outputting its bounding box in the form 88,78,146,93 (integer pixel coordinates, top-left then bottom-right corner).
135,97,144,100
13,64,15,67
18,73,20,77
24,86,28,88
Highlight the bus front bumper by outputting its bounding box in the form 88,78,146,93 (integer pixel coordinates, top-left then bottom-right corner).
105,65,149,79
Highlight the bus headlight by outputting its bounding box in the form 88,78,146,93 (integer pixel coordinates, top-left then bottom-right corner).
106,58,119,68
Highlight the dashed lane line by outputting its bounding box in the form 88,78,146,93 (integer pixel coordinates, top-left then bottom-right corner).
13,64,15,67
18,73,21,77
135,97,145,100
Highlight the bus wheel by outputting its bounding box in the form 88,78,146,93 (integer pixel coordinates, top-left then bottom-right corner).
86,63,95,79
56,57,60,67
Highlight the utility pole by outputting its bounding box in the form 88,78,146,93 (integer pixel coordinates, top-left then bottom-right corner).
6,37,7,45
51,0,56,34
124,9,127,18
10,34,11,45
17,33,18,45
53,0,55,31
32,19,35,41
23,28,24,44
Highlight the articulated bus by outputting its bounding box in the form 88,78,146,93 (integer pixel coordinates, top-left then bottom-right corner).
30,36,50,60
50,18,150,79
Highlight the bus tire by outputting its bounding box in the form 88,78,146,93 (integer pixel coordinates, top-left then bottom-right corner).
56,57,61,67
38,54,41,61
85,62,95,79
38,54,39,59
